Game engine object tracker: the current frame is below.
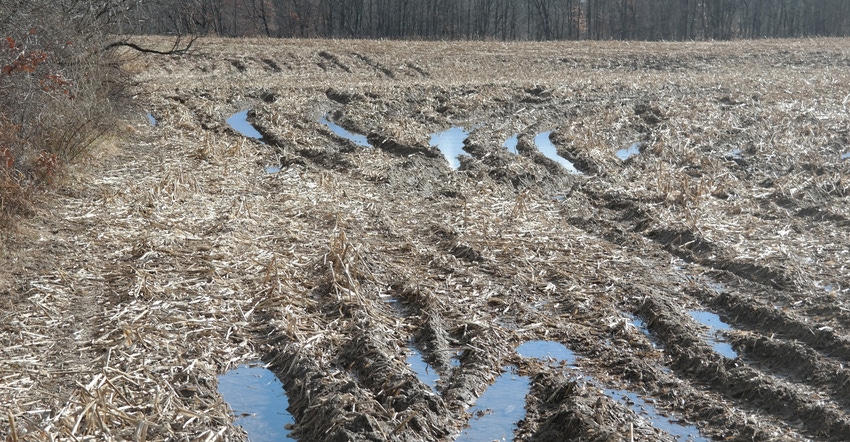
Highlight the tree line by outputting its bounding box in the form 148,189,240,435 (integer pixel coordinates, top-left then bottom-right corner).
2,0,848,222
128,0,850,40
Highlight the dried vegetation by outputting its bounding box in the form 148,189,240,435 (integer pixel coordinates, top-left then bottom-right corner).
2,36,850,441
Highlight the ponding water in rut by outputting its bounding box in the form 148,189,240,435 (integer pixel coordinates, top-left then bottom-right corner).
227,110,266,142
407,346,440,393
603,387,707,442
689,311,739,359
458,340,708,441
227,110,281,172
631,316,665,350
218,363,296,442
617,142,641,160
516,340,577,365
457,341,574,441
534,131,581,174
516,340,706,441
456,367,531,442
503,134,519,154
430,127,471,169
319,115,370,147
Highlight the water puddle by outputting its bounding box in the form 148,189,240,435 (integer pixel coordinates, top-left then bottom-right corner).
688,311,738,359
430,127,471,169
631,316,665,350
450,350,463,367
227,110,266,143
456,340,705,441
616,142,641,161
514,340,700,440
218,363,296,442
841,152,850,160
146,112,157,126
516,340,576,365
604,387,707,442
533,131,581,174
319,116,370,147
503,134,519,154
456,366,530,442
407,346,440,392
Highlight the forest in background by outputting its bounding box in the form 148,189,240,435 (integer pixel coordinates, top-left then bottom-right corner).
3,0,849,223
127,0,850,41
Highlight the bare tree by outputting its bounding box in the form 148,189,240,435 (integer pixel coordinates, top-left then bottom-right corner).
121,0,850,40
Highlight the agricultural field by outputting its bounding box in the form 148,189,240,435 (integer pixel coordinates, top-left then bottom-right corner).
2,36,850,441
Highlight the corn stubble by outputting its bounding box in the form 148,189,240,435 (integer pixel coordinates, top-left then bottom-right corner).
1,37,849,441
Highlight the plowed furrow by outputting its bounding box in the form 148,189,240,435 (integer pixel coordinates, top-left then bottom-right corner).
640,295,850,440
735,333,850,410
693,288,850,362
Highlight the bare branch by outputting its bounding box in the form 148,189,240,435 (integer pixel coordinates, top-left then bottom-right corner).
103,35,198,56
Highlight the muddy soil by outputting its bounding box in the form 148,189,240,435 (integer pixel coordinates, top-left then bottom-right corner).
2,37,850,441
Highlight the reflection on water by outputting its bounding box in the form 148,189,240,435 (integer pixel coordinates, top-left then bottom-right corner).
456,367,530,442
430,127,470,169
616,142,641,160
533,131,581,174
632,317,653,339
503,134,519,155
455,340,706,441
227,110,265,142
450,349,462,367
604,387,707,442
218,363,296,442
514,340,702,440
631,316,665,350
516,340,576,365
689,311,738,359
407,346,440,393
319,116,370,147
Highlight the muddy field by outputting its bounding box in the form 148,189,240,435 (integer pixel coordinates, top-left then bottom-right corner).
2,37,850,441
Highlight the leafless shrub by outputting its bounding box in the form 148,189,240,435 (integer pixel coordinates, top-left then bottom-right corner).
0,0,135,224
